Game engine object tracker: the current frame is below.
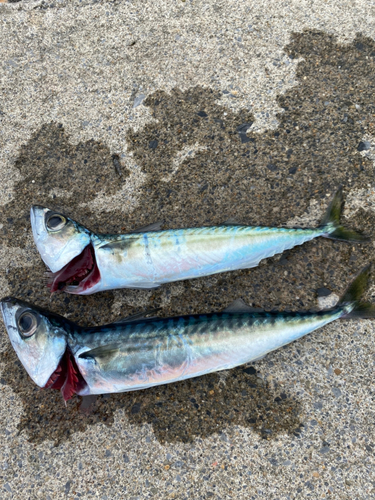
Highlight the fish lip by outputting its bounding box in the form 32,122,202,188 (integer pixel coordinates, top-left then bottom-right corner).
30,205,47,238
0,301,8,326
30,206,37,235
0,296,14,311
0,297,17,321
0,301,18,351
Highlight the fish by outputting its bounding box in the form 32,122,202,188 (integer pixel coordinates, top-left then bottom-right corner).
1,267,373,401
30,188,367,295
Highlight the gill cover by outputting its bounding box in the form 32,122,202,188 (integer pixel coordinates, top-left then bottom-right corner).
30,206,91,273
0,297,68,387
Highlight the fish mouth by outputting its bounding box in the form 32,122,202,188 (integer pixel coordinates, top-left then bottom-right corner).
46,243,101,294
44,346,87,401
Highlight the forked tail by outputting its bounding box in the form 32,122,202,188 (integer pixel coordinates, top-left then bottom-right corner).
320,187,368,242
339,265,375,319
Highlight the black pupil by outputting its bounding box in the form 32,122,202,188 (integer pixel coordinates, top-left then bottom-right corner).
20,314,33,332
48,216,63,229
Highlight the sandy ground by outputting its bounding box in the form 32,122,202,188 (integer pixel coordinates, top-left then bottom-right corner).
0,0,374,498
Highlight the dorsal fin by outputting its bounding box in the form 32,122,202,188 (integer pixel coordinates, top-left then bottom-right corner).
132,221,163,233
112,308,161,324
222,217,243,226
223,298,264,313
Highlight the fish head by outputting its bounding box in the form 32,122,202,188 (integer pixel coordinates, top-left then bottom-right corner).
31,207,101,294
0,297,68,387
30,206,91,273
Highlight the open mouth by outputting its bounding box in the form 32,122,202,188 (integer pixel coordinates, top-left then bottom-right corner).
46,244,100,293
44,347,87,401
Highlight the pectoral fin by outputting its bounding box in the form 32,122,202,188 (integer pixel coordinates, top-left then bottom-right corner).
79,344,120,362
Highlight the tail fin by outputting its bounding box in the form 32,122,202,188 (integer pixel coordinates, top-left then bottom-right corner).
339,265,375,319
320,187,368,242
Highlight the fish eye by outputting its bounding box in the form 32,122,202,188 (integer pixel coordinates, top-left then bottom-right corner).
18,311,38,337
46,214,66,231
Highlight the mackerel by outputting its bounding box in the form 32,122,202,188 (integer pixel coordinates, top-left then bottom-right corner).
30,188,367,295
1,267,373,401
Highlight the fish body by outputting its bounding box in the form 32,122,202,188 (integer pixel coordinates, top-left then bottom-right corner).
1,267,372,400
72,308,341,395
30,188,367,294
90,226,321,293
